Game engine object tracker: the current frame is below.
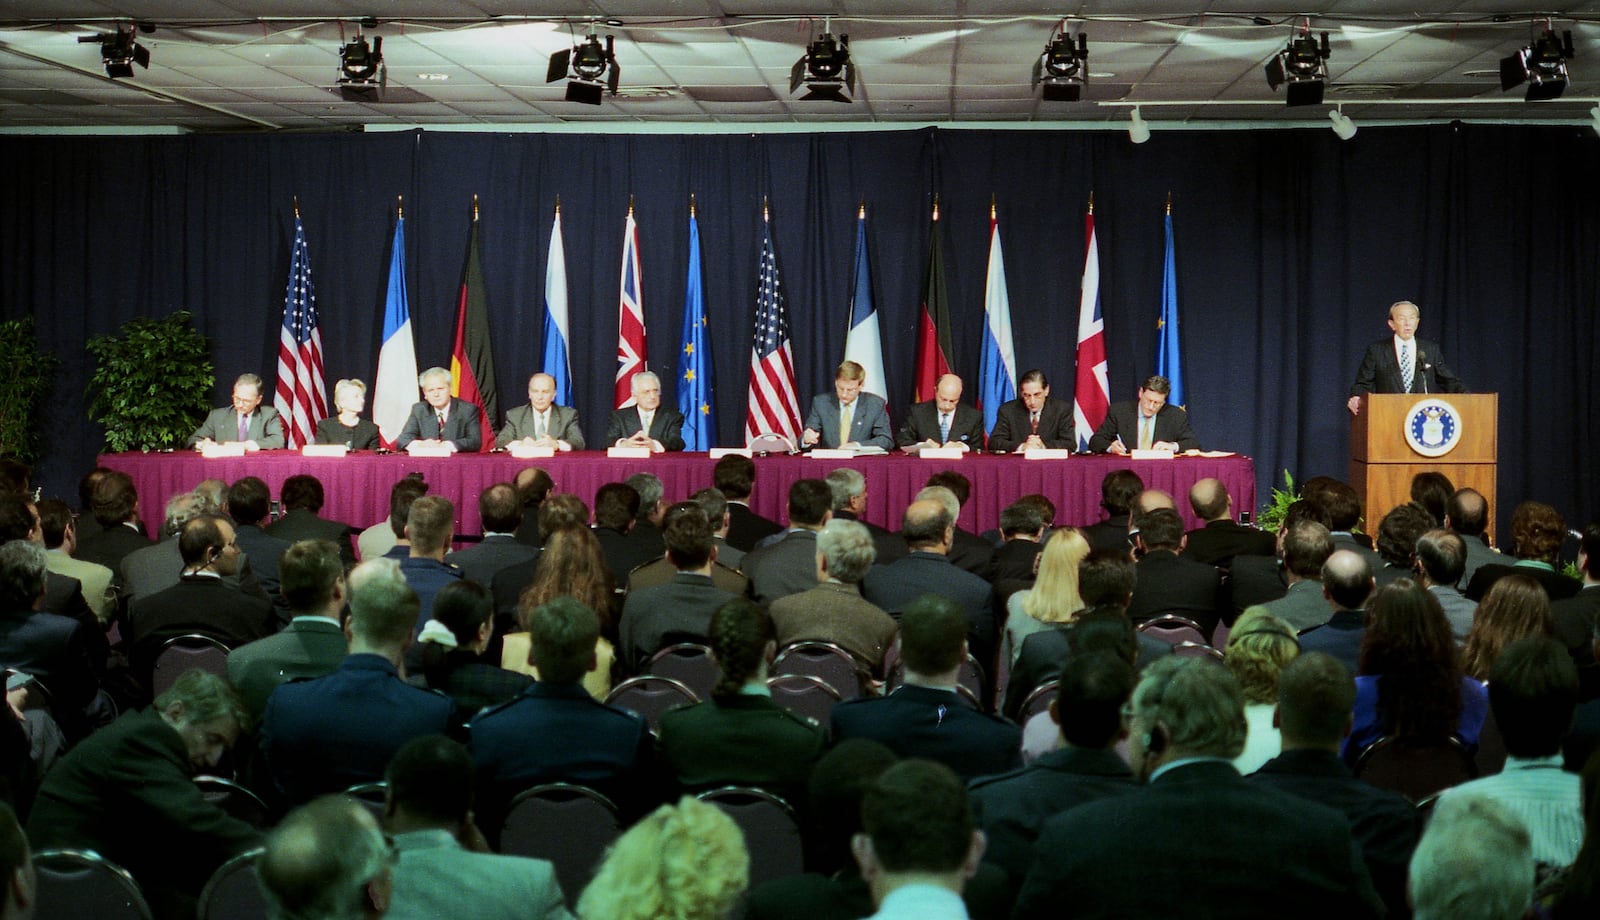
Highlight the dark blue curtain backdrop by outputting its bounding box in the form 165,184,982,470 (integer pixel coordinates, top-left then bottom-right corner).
2,125,1597,538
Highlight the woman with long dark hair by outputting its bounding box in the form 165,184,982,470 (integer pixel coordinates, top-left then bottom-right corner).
415,579,531,721
500,525,617,698
1462,573,1554,681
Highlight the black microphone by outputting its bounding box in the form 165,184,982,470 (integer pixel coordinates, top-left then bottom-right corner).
1417,349,1429,394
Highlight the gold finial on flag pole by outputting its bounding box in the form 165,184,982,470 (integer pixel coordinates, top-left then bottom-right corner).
1087,190,1094,215
858,198,866,219
554,194,561,215
990,194,996,221
627,195,634,217
396,195,403,219
689,193,697,218
472,194,479,221
1165,191,1172,215
932,194,940,222
292,196,301,220
762,196,770,222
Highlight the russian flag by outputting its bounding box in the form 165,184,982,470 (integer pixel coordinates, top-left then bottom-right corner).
541,202,572,406
977,203,1018,434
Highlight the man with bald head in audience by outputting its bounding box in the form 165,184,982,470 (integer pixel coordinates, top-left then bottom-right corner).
1445,487,1501,588
1296,550,1375,675
1182,478,1274,567
864,497,995,665
1413,529,1475,643
258,795,392,920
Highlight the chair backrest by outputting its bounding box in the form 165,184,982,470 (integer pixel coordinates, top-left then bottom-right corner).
772,641,866,700
1352,736,1478,803
603,675,699,735
151,633,231,699
1172,641,1226,661
33,849,154,920
1210,619,1232,649
195,775,271,828
765,674,842,725
1136,615,1207,646
646,643,718,700
1018,679,1059,724
695,786,804,890
1473,706,1509,777
343,781,389,821
959,652,987,707
197,848,268,920
500,783,622,909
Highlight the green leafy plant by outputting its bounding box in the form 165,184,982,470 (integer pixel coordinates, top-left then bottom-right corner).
1256,469,1298,533
86,311,214,452
0,318,60,463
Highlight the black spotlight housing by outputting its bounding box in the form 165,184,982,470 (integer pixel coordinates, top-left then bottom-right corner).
790,32,855,103
1265,30,1331,106
337,34,386,100
547,33,620,105
1500,29,1574,101
1032,30,1089,101
79,25,150,79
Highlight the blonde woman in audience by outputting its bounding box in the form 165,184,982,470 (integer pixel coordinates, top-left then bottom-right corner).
1225,607,1301,773
577,796,749,920
500,525,617,698
1003,527,1092,666
1462,573,1554,681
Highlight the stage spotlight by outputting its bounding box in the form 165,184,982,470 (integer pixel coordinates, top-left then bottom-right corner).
337,33,386,101
1265,29,1330,106
79,24,151,79
547,32,620,105
1128,107,1151,145
790,31,855,103
1032,30,1088,102
1329,107,1357,140
1500,29,1574,101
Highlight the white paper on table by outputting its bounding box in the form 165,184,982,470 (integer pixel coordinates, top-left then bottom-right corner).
709,448,753,459
300,445,348,458
507,443,556,459
1130,448,1176,460
914,447,965,460
405,444,455,458
607,446,653,459
1022,448,1071,460
200,443,246,458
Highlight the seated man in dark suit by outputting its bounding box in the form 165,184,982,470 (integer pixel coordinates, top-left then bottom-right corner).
1259,519,1337,634
397,366,483,453
490,493,587,625
1446,487,1503,588
715,454,782,552
1302,477,1382,572
1080,469,1142,557
742,479,835,607
444,483,538,588
73,469,153,578
832,595,1020,782
0,541,100,731
801,360,893,451
186,372,285,451
824,467,906,567
1552,524,1600,702
1125,508,1224,636
624,471,669,561
604,371,685,452
986,369,1074,453
863,498,995,667
469,596,657,823
1296,550,1376,676
618,504,739,670
265,474,358,568
591,482,656,587
1086,375,1199,454
1182,478,1273,567
923,473,995,581
497,371,585,451
260,565,455,805
895,373,986,452
225,476,292,626
1251,653,1422,917
397,495,462,632
227,539,349,720
970,650,1137,887
1013,657,1383,919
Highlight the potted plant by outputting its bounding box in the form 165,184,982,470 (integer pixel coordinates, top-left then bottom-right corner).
0,317,60,463
86,311,214,451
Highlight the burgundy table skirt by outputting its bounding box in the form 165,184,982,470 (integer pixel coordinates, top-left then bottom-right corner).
99,451,1256,540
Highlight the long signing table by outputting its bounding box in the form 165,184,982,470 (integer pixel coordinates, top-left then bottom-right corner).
100,451,1257,539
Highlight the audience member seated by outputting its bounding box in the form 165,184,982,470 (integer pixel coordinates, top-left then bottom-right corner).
715,454,782,553
416,580,532,724
1080,470,1142,557
832,595,1020,781
1229,500,1332,616
924,471,996,581
383,735,570,920
491,493,587,625
1012,656,1383,919
260,564,454,805
619,504,738,671
1462,573,1554,681
1466,500,1581,602
1296,549,1376,674
687,486,750,574
0,542,99,735
28,670,260,919
989,497,1050,596
1447,487,1503,588
1438,636,1582,868
1372,502,1434,588
356,473,427,562
257,795,391,920
625,494,748,597
72,469,153,577
1345,578,1488,763
743,479,835,606
470,596,656,822
863,497,995,666
623,472,669,562
511,466,555,547
852,759,988,920
397,495,462,631
69,466,113,546
227,539,348,720
1552,525,1600,701
769,519,896,675
1182,478,1274,567
575,797,746,920
443,483,537,587
824,468,907,567
591,482,655,587
1542,752,1600,918
35,498,113,625
1409,471,1454,527
119,490,207,605
1302,477,1382,571
1258,517,1336,633
226,476,292,626
1414,528,1476,643
1408,794,1533,920
498,526,616,700
659,599,824,802
1250,653,1421,918
1125,508,1224,635
264,477,358,570
1223,608,1299,773
969,650,1136,887
1002,527,1089,666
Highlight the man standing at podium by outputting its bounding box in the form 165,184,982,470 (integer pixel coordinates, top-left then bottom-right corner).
1347,301,1466,415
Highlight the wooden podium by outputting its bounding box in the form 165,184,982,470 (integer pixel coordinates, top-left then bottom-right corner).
1350,394,1498,538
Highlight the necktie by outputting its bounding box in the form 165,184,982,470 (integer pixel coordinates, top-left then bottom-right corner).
1029,411,1040,435
840,402,854,444
1139,416,1154,450
1400,342,1414,393
436,410,447,436
237,414,249,442
641,411,654,436
533,411,546,440
939,413,951,444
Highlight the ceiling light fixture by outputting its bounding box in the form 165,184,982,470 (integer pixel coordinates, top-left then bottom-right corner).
79,24,151,79
1128,106,1151,144
1265,27,1330,106
1500,28,1574,101
791,25,855,103
1033,29,1088,101
548,31,620,105
1329,106,1357,140
337,32,386,101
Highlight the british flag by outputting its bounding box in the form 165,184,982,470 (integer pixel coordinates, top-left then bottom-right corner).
274,212,326,449
1074,202,1110,451
615,207,647,409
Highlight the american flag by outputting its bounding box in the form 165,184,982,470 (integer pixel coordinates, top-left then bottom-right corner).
615,207,647,409
744,215,801,444
1073,202,1110,451
274,213,326,450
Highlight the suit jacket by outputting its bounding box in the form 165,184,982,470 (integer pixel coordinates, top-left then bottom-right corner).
659,694,826,803
399,556,463,630
593,526,656,588
948,528,997,581
1080,514,1131,557
1465,560,1581,603
0,608,99,716
725,502,784,552
832,510,907,566
991,539,1043,583
618,573,739,670
397,398,483,451
265,508,359,568
1087,401,1199,452
627,557,748,597
313,416,381,450
44,550,113,624
803,391,893,450
1457,534,1502,589
603,406,686,451
831,684,1021,781
1349,336,1466,398
1227,553,1289,614
1003,621,1172,720
1297,608,1367,676
497,403,586,450
968,746,1136,886
864,552,995,661
234,523,292,625
769,581,898,672
261,653,456,804
1553,585,1600,701
1013,761,1382,920
186,405,286,449
742,530,825,606
895,400,986,449
227,617,347,719
1183,519,1274,567
1261,579,1334,633
445,535,539,588
389,829,571,920
1126,550,1225,635
128,575,276,687
987,396,1075,453
75,522,153,580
